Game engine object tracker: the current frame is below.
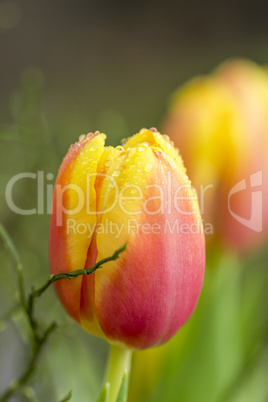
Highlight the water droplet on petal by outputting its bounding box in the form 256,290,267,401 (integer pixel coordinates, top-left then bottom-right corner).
144,162,153,173
89,144,98,151
162,134,170,141
79,134,86,141
113,170,121,177
169,159,177,169
139,128,148,133
115,145,124,151
150,127,158,132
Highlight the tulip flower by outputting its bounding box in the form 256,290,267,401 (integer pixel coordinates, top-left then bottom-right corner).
49,128,205,401
163,59,268,251
50,128,205,349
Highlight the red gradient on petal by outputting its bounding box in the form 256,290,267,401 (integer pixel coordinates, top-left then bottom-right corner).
95,162,205,349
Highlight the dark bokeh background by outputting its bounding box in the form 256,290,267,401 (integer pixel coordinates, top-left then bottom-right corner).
1,1,268,401
1,0,268,135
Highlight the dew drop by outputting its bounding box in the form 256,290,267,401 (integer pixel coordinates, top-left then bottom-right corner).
89,144,98,151
105,160,112,167
162,134,170,141
139,128,148,133
115,145,124,151
138,146,146,152
144,162,153,173
79,134,86,141
150,127,158,132
113,170,121,177
169,159,177,169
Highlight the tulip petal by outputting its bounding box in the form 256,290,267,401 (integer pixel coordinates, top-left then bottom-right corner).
50,132,105,327
89,134,205,348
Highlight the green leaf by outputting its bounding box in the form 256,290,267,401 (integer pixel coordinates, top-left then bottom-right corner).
59,390,72,402
97,383,110,402
116,371,129,402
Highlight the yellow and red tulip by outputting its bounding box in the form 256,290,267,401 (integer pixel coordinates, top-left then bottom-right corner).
163,59,268,251
49,128,205,349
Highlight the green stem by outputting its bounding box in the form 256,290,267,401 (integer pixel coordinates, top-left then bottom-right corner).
105,345,132,402
0,223,26,310
28,243,127,308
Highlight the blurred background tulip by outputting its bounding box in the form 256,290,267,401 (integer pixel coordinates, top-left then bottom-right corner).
163,59,268,251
